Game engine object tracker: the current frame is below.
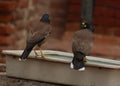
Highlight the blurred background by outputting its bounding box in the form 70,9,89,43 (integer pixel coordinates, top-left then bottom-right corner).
0,0,120,65
0,0,120,85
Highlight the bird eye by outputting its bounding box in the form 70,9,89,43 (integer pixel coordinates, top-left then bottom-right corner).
82,22,85,25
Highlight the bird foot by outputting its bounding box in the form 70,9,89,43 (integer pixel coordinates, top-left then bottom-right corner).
34,48,46,59
41,55,46,59
34,50,39,59
39,48,46,59
84,57,87,62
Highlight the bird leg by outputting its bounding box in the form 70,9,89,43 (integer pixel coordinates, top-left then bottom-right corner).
84,56,87,62
34,50,38,59
39,47,46,59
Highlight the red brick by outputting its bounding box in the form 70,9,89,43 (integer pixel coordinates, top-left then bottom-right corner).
0,24,16,35
94,17,116,27
0,1,17,12
91,43,120,60
96,0,120,8
0,11,23,22
50,27,65,39
65,22,80,31
16,0,28,8
94,26,114,36
51,15,64,21
69,0,81,4
115,10,120,19
32,0,39,5
67,4,81,22
51,9,67,17
115,18,120,27
0,36,16,45
114,28,120,37
51,8,67,27
50,0,67,27
62,31,75,41
94,6,114,17
0,46,15,51
68,5,81,14
51,7,67,14
90,34,120,59
94,34,120,46
33,0,48,5
52,17,66,26
50,0,67,3
67,14,80,22
51,2,67,9
0,13,13,23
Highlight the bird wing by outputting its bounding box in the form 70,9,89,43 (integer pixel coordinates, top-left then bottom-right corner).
72,29,93,55
27,23,51,45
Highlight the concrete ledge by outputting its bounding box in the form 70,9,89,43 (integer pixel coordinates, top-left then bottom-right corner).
2,50,120,86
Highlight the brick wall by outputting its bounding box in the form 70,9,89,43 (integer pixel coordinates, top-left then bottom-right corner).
63,0,120,59
0,0,51,63
0,0,120,64
50,0,68,38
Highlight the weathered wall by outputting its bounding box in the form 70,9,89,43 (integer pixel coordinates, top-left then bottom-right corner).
0,0,120,63
0,0,120,85
63,0,120,59
0,0,51,63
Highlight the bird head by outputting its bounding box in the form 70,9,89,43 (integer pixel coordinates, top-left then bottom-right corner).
80,20,94,32
40,14,50,24
81,21,87,29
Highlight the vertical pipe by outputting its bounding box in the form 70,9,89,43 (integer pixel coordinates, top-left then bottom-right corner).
80,0,95,31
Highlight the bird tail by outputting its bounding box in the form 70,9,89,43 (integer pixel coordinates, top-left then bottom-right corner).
19,45,34,61
70,52,85,71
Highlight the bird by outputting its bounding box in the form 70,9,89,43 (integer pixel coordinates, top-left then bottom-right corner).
19,14,52,61
70,21,94,71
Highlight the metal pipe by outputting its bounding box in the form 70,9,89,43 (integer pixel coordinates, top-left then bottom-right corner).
81,0,95,31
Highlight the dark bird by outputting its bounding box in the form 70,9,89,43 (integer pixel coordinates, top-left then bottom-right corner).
19,14,52,61
70,21,94,71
